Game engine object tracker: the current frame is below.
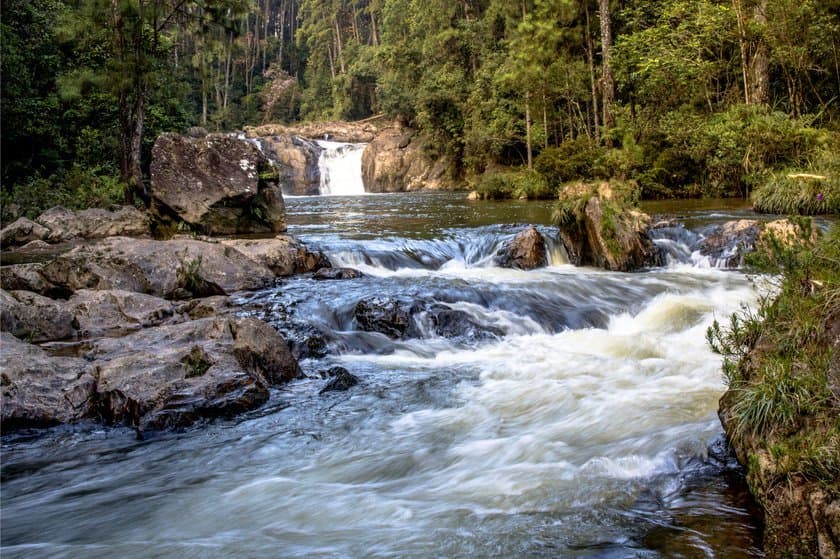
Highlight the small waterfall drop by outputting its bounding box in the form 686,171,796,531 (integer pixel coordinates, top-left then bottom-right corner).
316,140,367,195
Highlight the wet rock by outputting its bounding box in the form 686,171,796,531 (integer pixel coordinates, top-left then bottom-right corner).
35,206,150,242
495,226,547,270
422,304,504,341
89,317,301,431
558,189,659,271
68,289,175,337
256,135,322,196
176,296,233,320
221,235,330,276
0,264,64,298
313,267,363,280
759,218,822,251
362,126,455,192
40,237,275,298
319,366,359,394
0,217,50,247
0,289,76,342
283,323,328,360
699,219,760,268
354,297,411,338
0,332,97,430
150,133,286,235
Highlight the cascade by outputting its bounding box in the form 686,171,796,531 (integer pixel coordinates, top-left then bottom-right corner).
316,140,367,195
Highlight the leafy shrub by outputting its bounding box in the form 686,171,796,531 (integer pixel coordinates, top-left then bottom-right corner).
474,168,552,200
534,137,604,186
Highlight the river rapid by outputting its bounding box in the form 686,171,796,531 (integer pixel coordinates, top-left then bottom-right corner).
1,194,767,558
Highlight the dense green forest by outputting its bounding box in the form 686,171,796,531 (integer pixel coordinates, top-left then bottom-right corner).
2,0,839,218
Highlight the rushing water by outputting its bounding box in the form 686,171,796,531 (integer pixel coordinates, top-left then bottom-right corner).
316,141,367,196
1,193,767,558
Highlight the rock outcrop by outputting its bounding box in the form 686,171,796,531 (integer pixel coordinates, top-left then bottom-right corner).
221,235,329,276
0,317,302,432
246,120,384,143
255,135,322,196
35,206,150,242
698,219,761,268
354,297,412,338
38,237,276,299
68,289,176,337
557,185,659,271
495,226,548,270
150,133,286,235
361,127,454,192
0,264,61,296
0,332,97,429
0,289,76,342
0,217,51,247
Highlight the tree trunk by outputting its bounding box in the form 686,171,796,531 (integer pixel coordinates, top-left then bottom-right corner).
748,0,769,106
525,91,533,169
598,0,615,141
734,0,751,103
585,3,600,141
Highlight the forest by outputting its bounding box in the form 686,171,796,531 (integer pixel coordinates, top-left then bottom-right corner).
2,0,839,218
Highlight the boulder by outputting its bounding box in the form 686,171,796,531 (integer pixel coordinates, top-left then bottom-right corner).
0,289,76,342
759,218,822,250
313,267,363,280
35,206,150,242
420,304,503,341
558,191,659,271
494,226,547,270
0,263,64,297
0,332,97,429
362,127,454,192
40,237,276,299
256,135,322,196
0,217,50,247
354,297,412,339
88,317,301,431
319,366,359,394
150,133,286,235
68,289,175,337
176,296,233,320
699,219,761,268
221,235,330,276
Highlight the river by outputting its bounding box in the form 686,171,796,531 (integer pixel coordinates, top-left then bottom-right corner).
1,193,767,557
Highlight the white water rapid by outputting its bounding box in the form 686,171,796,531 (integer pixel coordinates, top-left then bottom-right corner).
316,140,367,195
0,195,770,558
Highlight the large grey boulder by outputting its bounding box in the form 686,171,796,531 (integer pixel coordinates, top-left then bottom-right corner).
35,206,150,242
0,332,97,429
0,217,50,247
0,289,76,342
39,237,276,299
68,289,176,337
150,133,286,235
0,263,63,297
221,235,330,276
88,317,301,431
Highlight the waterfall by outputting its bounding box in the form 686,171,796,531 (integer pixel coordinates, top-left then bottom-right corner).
316,140,367,195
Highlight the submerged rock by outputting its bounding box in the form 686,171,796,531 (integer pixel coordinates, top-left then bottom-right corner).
319,366,359,394
699,219,761,268
420,304,504,341
495,226,547,270
150,133,286,235
354,297,412,339
313,267,363,280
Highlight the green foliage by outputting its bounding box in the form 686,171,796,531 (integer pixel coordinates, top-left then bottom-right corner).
474,168,552,200
710,225,840,485
535,138,604,186
181,346,212,378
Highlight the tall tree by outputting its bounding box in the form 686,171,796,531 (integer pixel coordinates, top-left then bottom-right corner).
598,0,614,138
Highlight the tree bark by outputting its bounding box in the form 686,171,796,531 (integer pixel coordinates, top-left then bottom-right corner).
585,3,600,141
598,0,615,142
749,0,769,106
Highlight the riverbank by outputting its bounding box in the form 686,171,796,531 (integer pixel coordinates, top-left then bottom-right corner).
712,224,840,557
